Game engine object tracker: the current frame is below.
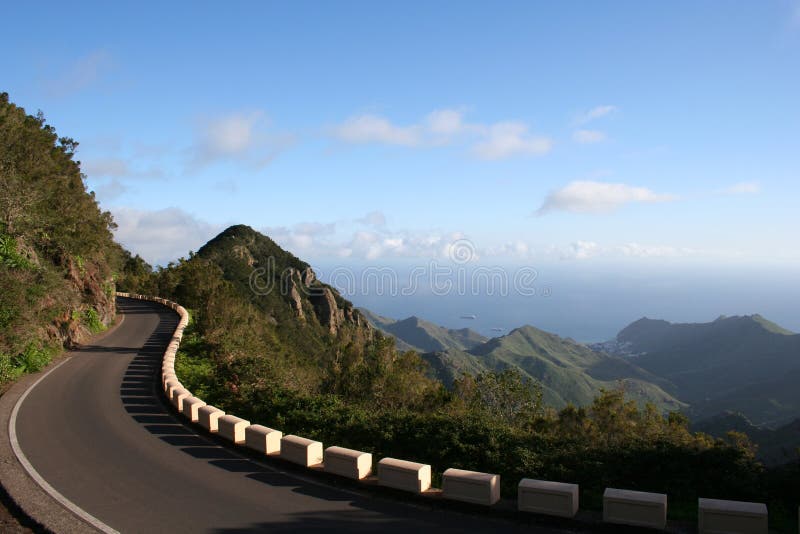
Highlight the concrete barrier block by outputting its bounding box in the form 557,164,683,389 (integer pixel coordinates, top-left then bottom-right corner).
170,387,191,412
518,479,579,518
164,378,182,397
162,372,176,387
442,468,500,506
280,435,323,466
218,415,250,444
324,446,372,480
604,488,667,530
245,425,282,455
197,405,225,433
377,458,431,493
698,498,767,534
181,396,206,422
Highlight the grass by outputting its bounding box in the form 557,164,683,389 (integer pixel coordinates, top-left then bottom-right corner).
0,343,60,386
83,308,105,334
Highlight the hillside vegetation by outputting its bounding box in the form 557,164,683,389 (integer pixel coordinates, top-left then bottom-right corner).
612,315,800,426
120,225,800,526
0,93,122,386
693,412,800,467
433,325,684,411
362,311,683,411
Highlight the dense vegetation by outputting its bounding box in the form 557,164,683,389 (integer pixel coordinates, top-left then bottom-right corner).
124,225,798,528
363,309,685,412
0,93,122,386
612,315,800,426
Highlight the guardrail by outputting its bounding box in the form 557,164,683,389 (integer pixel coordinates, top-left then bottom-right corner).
116,292,778,533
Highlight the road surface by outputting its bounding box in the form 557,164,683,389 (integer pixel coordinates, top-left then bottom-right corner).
12,297,582,533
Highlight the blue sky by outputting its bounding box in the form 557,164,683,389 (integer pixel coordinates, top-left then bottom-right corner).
2,1,799,276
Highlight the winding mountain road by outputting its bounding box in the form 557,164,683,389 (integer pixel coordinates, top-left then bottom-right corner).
8,297,581,533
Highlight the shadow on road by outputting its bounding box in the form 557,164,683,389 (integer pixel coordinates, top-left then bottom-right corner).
111,297,588,534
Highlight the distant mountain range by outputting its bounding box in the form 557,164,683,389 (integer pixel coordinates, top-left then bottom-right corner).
600,314,800,428
361,311,685,412
364,309,800,459
358,309,487,353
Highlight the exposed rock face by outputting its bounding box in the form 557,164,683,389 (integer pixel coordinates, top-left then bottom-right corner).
307,285,370,336
231,245,257,266
310,287,342,336
197,225,371,341
283,268,305,320
63,254,116,346
301,268,315,286
281,265,369,336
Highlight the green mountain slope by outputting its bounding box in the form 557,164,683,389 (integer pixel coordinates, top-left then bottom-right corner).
359,308,487,353
614,315,800,426
693,412,800,466
196,225,369,333
426,325,684,411
1,93,122,385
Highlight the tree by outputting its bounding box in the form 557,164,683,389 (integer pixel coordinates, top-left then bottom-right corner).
453,368,543,425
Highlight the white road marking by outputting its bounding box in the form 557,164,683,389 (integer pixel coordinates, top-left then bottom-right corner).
9,358,121,534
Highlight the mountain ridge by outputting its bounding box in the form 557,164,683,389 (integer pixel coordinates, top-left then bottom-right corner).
606,314,800,426
361,310,685,412
358,308,487,353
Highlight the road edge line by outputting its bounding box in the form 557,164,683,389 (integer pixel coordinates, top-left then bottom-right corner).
9,358,120,534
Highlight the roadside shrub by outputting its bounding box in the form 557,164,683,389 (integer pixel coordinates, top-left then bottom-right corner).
83,308,104,333
0,353,15,384
13,344,51,373
0,234,32,269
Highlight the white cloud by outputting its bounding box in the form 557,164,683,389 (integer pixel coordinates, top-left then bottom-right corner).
616,243,692,258
92,178,127,202
425,109,465,136
46,50,113,96
536,180,677,215
550,241,695,261
559,241,601,260
472,121,552,160
356,211,387,227
206,112,261,154
719,181,761,195
332,114,421,146
572,129,607,144
191,111,292,169
112,207,221,266
82,158,130,177
261,220,474,262
82,157,163,180
484,240,531,258
575,105,617,125
332,110,552,160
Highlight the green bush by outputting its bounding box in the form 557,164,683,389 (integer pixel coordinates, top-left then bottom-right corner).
0,234,32,269
13,344,52,373
0,353,16,384
83,308,104,333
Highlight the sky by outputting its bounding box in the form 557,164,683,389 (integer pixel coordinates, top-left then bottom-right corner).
3,2,799,337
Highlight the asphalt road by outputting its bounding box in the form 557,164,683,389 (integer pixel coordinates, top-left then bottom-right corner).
13,297,584,533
